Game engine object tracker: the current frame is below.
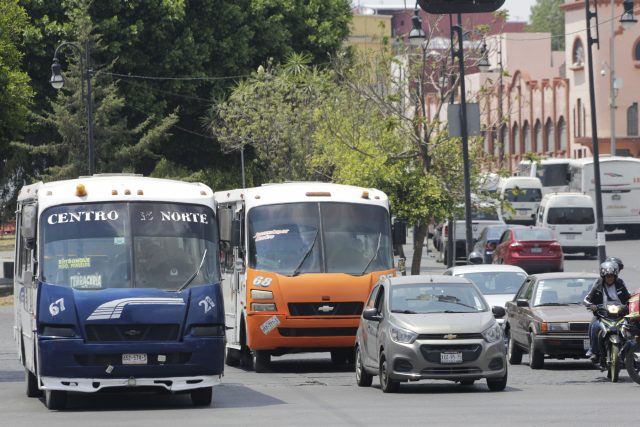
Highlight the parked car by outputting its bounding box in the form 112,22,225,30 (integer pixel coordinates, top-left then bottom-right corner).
443,264,527,329
468,224,525,264
355,275,508,392
492,226,564,274
440,201,505,263
504,272,598,369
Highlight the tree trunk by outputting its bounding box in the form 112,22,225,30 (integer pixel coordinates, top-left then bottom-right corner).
411,222,428,275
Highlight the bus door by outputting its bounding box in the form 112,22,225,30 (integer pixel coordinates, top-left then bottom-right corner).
15,202,38,372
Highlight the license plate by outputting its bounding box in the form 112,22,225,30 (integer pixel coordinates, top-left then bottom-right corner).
122,353,147,365
566,234,575,240
583,339,591,350
260,315,280,335
440,352,463,364
531,247,542,253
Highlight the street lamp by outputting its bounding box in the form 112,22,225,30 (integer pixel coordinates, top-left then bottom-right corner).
50,41,95,176
621,0,638,28
477,40,490,73
584,0,607,263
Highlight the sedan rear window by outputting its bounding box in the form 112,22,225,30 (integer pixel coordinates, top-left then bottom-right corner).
390,283,488,314
458,272,527,295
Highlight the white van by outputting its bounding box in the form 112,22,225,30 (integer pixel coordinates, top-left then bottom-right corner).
535,192,597,257
499,176,543,225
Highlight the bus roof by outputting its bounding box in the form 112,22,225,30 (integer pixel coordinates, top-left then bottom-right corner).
18,174,214,211
214,182,389,210
569,156,640,166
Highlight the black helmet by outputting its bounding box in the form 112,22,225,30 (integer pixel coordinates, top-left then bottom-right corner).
605,256,624,271
600,261,619,278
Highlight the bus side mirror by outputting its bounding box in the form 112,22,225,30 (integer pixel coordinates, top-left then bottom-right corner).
21,205,37,249
392,219,407,246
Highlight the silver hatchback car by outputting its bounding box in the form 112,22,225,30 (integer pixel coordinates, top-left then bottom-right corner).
355,275,507,392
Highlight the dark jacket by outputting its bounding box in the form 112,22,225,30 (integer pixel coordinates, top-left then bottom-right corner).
583,277,630,306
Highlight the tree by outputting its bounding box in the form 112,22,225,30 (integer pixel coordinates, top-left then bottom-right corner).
527,0,565,51
0,0,34,222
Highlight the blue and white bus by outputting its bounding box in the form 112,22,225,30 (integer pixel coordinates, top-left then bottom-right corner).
14,175,224,409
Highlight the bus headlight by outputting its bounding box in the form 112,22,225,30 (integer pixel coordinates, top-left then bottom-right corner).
251,290,273,300
252,303,277,312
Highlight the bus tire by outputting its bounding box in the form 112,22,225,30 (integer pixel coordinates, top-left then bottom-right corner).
225,347,241,367
25,368,41,398
44,389,67,410
190,386,213,406
253,350,270,373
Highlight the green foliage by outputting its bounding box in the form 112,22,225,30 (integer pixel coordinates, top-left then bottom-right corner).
0,0,34,221
527,0,565,51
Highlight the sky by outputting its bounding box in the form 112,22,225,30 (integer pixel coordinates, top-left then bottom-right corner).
354,0,538,22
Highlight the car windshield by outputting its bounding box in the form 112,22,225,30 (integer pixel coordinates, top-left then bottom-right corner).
390,283,488,314
547,207,595,225
248,202,393,276
504,187,542,202
533,278,597,306
514,228,554,241
41,202,219,291
457,271,527,295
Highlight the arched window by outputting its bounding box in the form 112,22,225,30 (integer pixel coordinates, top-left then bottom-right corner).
576,98,582,137
558,116,567,151
628,103,639,136
572,38,584,67
491,126,497,157
500,124,509,156
512,122,520,155
523,121,531,153
534,120,542,153
545,118,554,152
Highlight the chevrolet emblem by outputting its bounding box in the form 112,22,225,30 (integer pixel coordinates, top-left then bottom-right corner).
317,305,335,313
444,334,457,340
124,329,142,337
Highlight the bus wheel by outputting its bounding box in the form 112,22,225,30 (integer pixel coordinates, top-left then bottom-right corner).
225,347,241,367
44,389,67,410
25,369,41,398
253,350,271,373
190,387,213,406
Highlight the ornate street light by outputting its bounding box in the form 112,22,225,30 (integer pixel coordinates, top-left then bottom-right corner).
478,40,491,73
50,41,95,175
621,0,637,29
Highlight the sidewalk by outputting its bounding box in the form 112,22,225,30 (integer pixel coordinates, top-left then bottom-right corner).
398,228,446,276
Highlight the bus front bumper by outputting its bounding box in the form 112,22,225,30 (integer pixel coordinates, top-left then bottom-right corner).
40,374,222,393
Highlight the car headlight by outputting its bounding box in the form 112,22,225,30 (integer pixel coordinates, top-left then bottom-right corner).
543,322,570,332
482,322,502,343
390,324,418,344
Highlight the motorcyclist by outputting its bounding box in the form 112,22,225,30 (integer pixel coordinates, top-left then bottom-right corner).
584,260,631,362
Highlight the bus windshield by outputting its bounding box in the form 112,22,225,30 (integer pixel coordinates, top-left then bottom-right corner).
248,202,393,276
41,202,219,291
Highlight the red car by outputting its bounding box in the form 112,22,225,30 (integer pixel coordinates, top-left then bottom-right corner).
492,226,563,274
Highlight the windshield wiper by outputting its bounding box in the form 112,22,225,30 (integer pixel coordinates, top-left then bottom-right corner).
178,249,207,292
438,295,478,310
359,232,382,275
292,230,318,277
391,309,418,314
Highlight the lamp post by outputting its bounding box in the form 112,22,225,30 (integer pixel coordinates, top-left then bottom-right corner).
50,41,95,176
585,0,607,263
451,13,474,261
408,8,431,172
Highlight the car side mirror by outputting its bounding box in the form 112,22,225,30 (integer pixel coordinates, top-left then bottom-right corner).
492,306,506,319
516,299,529,307
362,307,382,321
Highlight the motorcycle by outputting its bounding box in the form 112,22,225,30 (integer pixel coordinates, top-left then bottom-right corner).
621,317,640,384
593,303,627,382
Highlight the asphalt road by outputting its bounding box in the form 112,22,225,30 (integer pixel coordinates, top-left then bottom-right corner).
0,236,639,425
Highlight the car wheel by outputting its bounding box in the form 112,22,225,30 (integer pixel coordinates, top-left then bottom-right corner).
190,387,213,406
529,333,544,369
44,389,67,410
507,331,523,365
486,369,508,392
252,350,271,373
379,354,400,393
355,346,373,387
25,368,41,398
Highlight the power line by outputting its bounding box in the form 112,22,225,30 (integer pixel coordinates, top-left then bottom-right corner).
108,71,249,81
115,77,212,103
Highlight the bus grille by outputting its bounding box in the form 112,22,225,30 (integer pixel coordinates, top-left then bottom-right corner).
85,324,180,342
287,302,363,316
278,327,358,337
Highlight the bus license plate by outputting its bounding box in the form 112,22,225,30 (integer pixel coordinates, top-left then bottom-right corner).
566,234,575,240
440,352,463,364
122,353,148,365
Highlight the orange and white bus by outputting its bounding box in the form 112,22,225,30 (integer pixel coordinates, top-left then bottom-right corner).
215,182,402,372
